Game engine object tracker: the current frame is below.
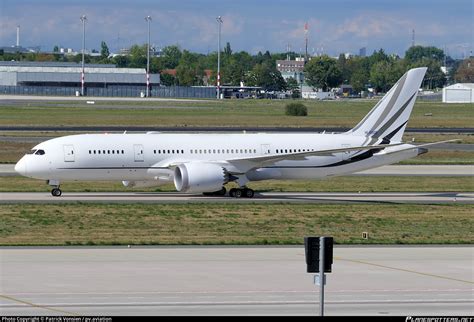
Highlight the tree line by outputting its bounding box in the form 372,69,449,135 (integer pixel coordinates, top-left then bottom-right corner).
1,42,472,94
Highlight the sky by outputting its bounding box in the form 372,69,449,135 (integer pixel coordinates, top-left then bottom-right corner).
0,0,472,58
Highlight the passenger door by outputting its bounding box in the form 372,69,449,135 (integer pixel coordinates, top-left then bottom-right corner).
63,145,75,162
134,144,144,162
260,144,271,155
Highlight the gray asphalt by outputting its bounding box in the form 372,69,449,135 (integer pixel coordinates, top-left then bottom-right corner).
1,191,473,204
0,246,472,316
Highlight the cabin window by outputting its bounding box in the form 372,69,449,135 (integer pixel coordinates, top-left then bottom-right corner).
112,150,115,154
89,150,91,154
181,150,184,154
121,150,124,154
93,150,96,154
253,149,257,153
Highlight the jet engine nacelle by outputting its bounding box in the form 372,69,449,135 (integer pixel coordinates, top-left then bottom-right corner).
174,162,228,193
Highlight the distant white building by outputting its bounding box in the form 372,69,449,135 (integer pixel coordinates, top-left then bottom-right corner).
276,57,305,84
442,83,474,103
301,85,335,100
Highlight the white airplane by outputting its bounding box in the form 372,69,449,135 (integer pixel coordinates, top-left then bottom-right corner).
14,67,454,198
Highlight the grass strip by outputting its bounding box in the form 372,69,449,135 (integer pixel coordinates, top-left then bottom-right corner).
1,100,473,128
0,203,472,246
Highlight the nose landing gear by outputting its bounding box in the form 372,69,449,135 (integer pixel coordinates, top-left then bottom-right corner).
51,187,62,197
47,179,62,197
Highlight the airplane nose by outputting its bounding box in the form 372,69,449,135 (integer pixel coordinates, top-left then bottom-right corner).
14,158,27,176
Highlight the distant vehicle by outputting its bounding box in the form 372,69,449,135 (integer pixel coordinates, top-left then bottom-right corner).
15,67,453,198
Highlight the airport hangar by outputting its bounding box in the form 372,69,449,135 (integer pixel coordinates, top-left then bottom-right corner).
0,61,160,97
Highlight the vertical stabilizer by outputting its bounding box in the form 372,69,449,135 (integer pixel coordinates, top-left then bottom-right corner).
350,67,427,144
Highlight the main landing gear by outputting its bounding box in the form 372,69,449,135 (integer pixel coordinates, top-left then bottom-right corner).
229,187,254,198
202,187,255,198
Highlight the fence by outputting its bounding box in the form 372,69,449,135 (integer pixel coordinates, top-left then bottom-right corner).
0,85,216,99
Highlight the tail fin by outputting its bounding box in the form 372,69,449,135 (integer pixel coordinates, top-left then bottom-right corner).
349,67,427,144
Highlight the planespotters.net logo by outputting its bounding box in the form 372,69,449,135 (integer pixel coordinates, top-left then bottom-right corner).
406,317,473,322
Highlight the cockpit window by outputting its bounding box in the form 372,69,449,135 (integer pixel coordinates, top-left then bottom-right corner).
35,149,45,155
26,149,37,155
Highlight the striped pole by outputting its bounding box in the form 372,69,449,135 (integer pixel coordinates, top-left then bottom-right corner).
216,16,223,99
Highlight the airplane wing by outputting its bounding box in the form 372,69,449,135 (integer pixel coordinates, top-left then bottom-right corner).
154,140,458,174
228,143,403,164
222,142,405,173
378,139,461,155
153,143,403,172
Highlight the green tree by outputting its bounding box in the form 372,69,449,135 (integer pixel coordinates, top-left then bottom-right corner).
370,61,392,92
160,73,177,86
454,58,474,83
350,68,369,93
337,53,351,83
128,44,147,68
162,45,182,69
112,55,130,68
405,46,444,65
245,62,286,91
304,55,342,91
100,41,110,59
224,42,232,57
286,77,300,98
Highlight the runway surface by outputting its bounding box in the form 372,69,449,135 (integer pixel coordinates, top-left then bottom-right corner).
1,191,473,204
1,164,473,177
0,246,472,316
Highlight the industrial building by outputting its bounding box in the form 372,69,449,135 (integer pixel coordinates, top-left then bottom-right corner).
0,61,218,98
442,83,474,103
0,61,159,96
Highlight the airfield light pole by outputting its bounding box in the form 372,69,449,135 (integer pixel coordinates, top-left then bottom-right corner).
145,15,152,98
80,15,87,96
216,16,223,99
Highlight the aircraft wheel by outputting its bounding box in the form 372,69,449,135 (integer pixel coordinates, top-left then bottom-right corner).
243,188,254,198
229,188,237,197
234,189,242,198
51,188,62,197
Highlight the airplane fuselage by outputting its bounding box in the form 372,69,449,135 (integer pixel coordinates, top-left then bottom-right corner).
15,132,420,184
